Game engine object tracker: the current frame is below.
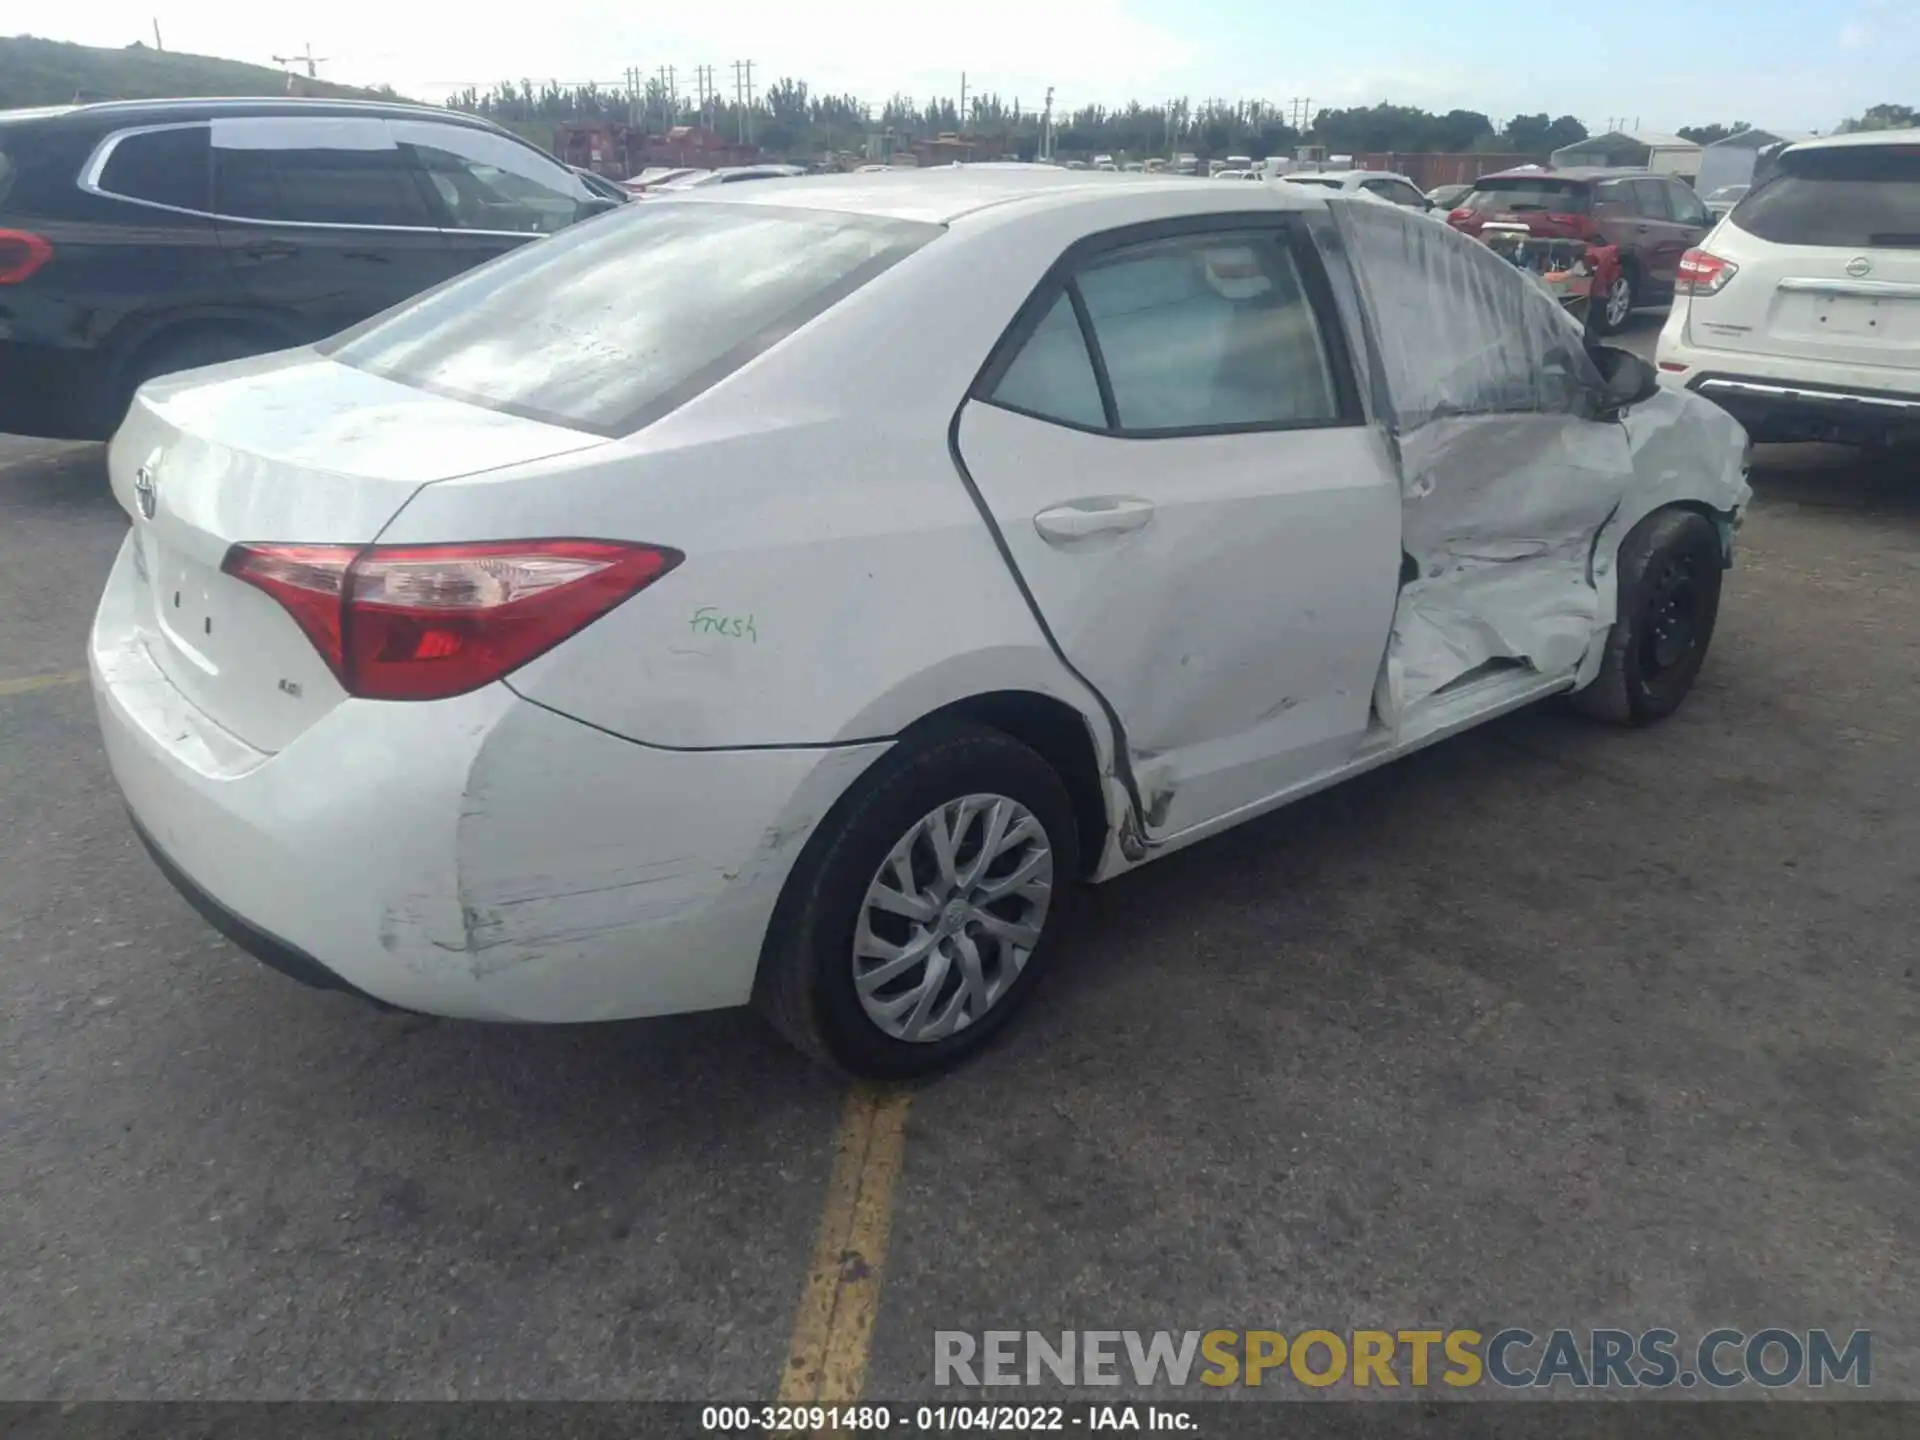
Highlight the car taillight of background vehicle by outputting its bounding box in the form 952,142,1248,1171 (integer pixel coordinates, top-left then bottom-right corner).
223,539,682,700
1676,249,1739,296
0,229,53,284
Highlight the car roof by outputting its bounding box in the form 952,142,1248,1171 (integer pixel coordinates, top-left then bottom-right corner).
1294,170,1415,183
1782,127,1920,154
0,96,505,133
1475,166,1654,184
658,164,1324,225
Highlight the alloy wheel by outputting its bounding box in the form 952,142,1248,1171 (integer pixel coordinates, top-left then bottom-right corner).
1605,275,1633,329
851,794,1053,1043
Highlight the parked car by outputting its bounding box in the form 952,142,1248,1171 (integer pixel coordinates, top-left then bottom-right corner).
1447,166,1714,334
1427,182,1473,211
623,166,703,192
654,164,807,189
1656,129,1920,448
0,97,615,442
1283,169,1434,212
91,170,1748,1078
1701,183,1748,219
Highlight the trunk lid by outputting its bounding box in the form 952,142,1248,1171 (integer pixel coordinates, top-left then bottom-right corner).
108,349,602,752
1685,142,1920,374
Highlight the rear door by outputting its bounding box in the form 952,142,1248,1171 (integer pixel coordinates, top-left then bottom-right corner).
954,217,1403,837
1683,142,1920,372
1629,177,1691,294
209,115,458,342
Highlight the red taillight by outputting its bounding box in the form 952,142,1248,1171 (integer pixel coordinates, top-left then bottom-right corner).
1676,248,1738,296
0,229,53,284
223,539,682,701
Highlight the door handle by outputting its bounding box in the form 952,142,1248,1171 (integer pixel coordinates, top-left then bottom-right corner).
1033,497,1155,544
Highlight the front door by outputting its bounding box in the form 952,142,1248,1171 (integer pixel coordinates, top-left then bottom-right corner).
954,219,1402,838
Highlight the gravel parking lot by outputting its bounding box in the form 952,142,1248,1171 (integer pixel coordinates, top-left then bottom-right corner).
2,317,1916,1401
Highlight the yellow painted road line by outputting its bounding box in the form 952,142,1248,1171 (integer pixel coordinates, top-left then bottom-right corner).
781,1083,914,1406
0,668,87,698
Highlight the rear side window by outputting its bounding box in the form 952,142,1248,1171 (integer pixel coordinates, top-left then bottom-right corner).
324,202,937,435
95,126,212,212
1732,145,1920,248
1461,179,1590,214
989,291,1106,429
1630,179,1672,220
211,117,430,227
1075,233,1339,431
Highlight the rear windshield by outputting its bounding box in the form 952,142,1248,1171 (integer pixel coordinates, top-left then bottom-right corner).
1459,178,1591,213
324,201,937,434
1731,145,1920,248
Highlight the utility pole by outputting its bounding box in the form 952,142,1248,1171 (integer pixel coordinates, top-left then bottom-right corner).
733,60,755,145
272,42,327,80
656,65,677,131
625,66,641,129
959,72,968,132
152,17,163,50
1041,85,1054,161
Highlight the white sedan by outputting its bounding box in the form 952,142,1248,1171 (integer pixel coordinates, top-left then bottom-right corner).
93,168,1750,1077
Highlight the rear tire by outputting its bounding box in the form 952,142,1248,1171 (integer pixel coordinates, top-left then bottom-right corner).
1570,508,1723,725
1587,266,1636,336
753,722,1079,1079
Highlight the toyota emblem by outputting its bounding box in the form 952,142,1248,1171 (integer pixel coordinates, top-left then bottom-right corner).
1846,256,1873,278
134,465,157,520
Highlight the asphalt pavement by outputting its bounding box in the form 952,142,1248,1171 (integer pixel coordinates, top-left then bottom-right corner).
2,314,1916,1400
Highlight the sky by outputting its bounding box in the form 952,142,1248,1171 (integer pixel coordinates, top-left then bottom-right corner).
30,0,1917,135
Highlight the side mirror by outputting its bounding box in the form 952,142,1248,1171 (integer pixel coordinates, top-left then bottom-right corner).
1590,345,1661,416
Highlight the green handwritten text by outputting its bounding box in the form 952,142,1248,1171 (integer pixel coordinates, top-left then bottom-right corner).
690,606,758,642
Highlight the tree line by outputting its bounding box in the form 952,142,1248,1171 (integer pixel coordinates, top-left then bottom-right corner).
446,80,1909,161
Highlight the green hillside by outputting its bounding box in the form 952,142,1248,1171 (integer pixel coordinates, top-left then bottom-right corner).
0,33,394,110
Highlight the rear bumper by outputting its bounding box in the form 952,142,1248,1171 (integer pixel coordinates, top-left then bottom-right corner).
91,533,889,1021
129,814,397,1008
0,339,111,441
1656,312,1920,444
1687,374,1920,444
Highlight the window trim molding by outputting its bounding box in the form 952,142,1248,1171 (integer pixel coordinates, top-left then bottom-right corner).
76,119,556,237
970,211,1367,441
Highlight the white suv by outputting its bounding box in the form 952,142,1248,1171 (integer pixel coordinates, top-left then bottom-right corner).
1656,130,1920,447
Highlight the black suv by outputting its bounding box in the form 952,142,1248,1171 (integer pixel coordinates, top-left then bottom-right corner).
0,97,618,441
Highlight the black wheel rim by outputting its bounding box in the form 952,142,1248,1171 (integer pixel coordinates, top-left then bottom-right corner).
1638,552,1702,679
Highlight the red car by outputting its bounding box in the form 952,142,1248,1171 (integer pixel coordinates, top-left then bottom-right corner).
1447,166,1714,334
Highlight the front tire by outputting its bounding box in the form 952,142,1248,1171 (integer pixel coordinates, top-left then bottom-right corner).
1570,508,1723,725
753,723,1080,1079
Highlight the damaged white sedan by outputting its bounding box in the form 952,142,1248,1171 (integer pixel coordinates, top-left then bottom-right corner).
92,168,1750,1078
